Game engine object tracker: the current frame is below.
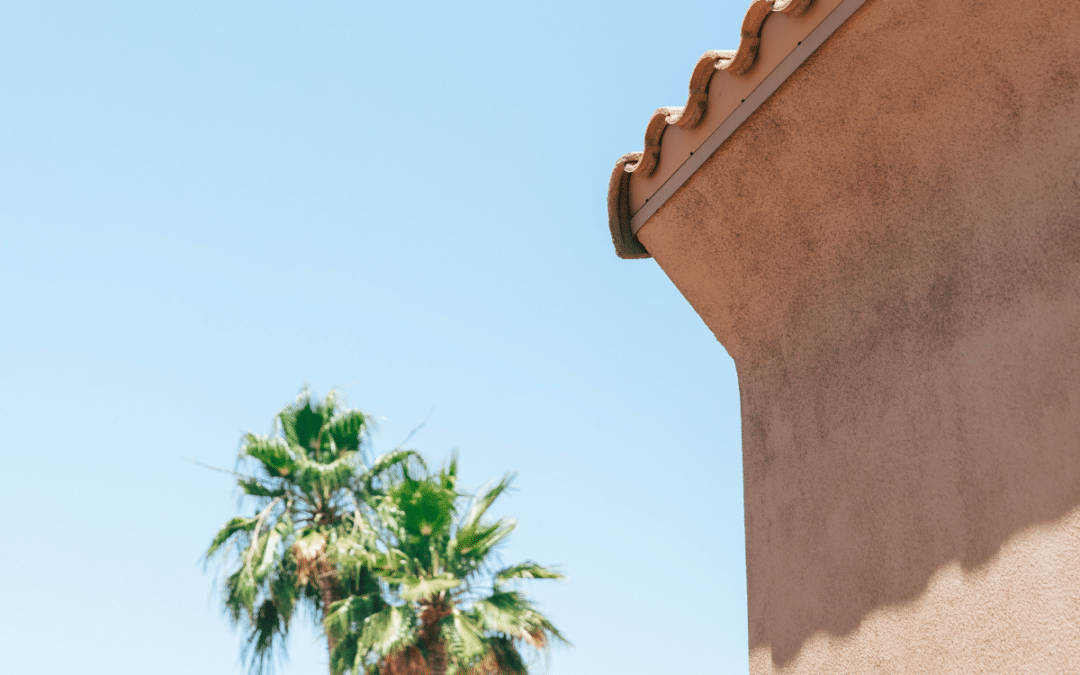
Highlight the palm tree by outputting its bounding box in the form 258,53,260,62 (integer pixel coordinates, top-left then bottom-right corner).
325,456,567,675
206,388,416,674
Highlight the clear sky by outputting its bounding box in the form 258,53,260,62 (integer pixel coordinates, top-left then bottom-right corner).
0,2,754,674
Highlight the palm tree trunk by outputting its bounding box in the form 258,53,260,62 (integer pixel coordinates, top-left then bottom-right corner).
420,604,450,675
317,560,342,655
422,628,447,675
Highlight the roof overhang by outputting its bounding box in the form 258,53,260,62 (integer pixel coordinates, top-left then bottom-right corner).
608,0,868,259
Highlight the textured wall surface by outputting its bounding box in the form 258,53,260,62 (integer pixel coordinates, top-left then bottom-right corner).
634,0,1080,672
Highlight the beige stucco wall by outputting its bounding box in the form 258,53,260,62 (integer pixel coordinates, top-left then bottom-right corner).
634,0,1080,672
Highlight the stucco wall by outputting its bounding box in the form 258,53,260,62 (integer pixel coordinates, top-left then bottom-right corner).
634,0,1080,672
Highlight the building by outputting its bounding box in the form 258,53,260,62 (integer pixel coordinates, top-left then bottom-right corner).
607,1,1080,672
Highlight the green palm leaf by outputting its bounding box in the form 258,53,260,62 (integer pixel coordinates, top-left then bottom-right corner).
245,599,287,675
460,473,514,531
279,390,329,456
397,574,461,602
242,435,297,478
327,410,369,454
473,591,535,637
450,610,488,664
294,451,361,495
359,605,413,654
207,516,258,558
239,478,288,498
451,520,515,571
493,562,564,584
257,528,283,576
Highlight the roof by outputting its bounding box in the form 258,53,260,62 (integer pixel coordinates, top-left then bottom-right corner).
607,0,866,259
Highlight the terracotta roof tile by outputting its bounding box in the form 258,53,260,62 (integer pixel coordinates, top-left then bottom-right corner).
607,0,821,259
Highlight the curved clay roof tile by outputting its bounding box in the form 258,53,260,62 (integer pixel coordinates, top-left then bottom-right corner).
635,107,684,178
609,0,821,259
723,0,776,75
676,51,736,130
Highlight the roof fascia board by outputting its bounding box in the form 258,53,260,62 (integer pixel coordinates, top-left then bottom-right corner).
629,0,868,235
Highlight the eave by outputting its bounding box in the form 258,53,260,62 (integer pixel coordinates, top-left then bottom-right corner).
608,0,869,259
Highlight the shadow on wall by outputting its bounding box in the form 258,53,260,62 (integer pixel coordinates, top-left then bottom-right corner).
739,279,1080,665
749,507,1080,671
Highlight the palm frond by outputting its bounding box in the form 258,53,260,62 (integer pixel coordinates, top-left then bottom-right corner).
329,632,360,675
327,589,389,675
493,562,564,584
473,591,534,637
243,599,288,675
360,450,423,491
207,516,258,559
274,516,295,539
324,595,361,643
449,609,488,664
522,615,567,649
224,564,259,621
294,451,361,495
328,409,369,455
244,498,282,569
257,528,283,576
391,477,457,539
462,636,528,675
441,451,459,492
269,564,300,628
488,636,528,675
460,473,514,530
239,478,288,499
278,388,330,457
242,434,297,478
473,590,567,647
359,605,415,655
329,540,381,579
451,519,515,570
396,574,461,602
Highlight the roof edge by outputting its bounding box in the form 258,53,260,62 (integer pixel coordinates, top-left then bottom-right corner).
608,0,860,259
608,153,650,258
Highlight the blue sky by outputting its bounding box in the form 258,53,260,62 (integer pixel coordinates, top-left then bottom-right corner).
0,2,752,673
